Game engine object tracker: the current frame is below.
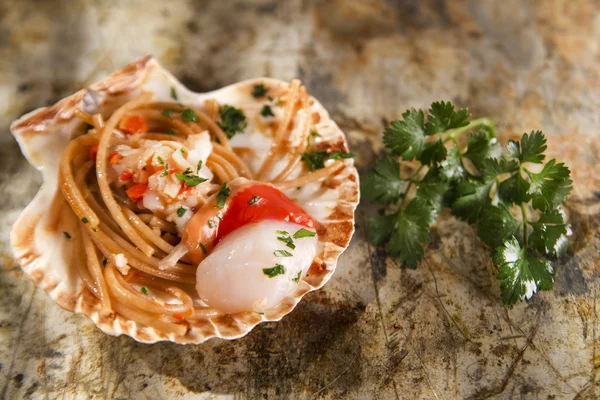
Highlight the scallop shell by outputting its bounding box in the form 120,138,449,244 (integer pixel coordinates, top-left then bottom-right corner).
10,56,359,344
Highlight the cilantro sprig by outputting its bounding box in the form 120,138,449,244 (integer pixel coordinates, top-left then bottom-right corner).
362,101,572,305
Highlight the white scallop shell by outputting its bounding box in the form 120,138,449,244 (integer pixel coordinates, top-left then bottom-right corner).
10,56,359,344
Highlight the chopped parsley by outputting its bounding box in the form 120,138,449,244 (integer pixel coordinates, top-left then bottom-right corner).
274,250,293,257
157,156,164,164
293,228,316,239
170,87,178,100
208,220,215,228
140,286,149,295
263,264,286,278
276,230,288,235
277,235,295,250
293,271,302,283
176,207,187,217
81,217,88,224
175,168,207,187
249,195,261,205
167,129,176,135
197,160,203,173
161,163,169,177
197,242,207,254
218,105,247,139
181,109,199,122
216,183,230,208
301,149,329,172
329,150,355,160
252,83,267,98
63,232,71,239
161,109,176,118
180,148,185,154
260,104,275,117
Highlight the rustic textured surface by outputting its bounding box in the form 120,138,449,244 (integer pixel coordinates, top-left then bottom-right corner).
1,0,599,398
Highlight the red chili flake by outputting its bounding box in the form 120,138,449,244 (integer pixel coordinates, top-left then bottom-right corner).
89,145,99,161
120,170,133,181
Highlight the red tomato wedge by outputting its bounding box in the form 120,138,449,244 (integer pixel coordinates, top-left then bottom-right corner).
126,183,148,202
216,184,314,242
121,116,148,134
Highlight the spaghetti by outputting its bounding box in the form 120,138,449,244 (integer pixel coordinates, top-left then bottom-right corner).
58,80,345,336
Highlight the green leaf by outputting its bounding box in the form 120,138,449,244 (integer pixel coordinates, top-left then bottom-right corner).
498,171,530,205
260,104,274,117
425,101,470,135
529,209,569,256
181,109,199,122
383,109,426,160
451,179,493,223
495,237,554,305
463,128,501,170
507,131,547,164
367,213,396,246
439,146,464,181
263,264,286,278
360,156,404,205
481,157,519,181
274,250,293,257
301,149,329,172
419,138,447,165
277,235,296,250
525,159,572,212
477,204,520,249
252,83,267,98
216,183,230,208
329,150,355,160
383,199,431,269
218,105,247,138
175,171,208,187
415,167,449,213
293,228,316,239
176,207,187,217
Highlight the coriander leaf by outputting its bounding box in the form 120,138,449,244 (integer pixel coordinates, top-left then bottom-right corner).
141,286,149,295
260,104,275,117
476,204,520,248
529,209,569,256
425,101,470,135
197,242,207,254
249,195,261,205
196,160,202,173
277,235,295,249
451,179,493,223
419,138,447,165
263,264,285,278
498,171,530,205
293,271,302,283
329,150,355,160
495,237,554,305
81,217,89,224
525,159,572,212
252,83,267,98
507,130,547,164
170,87,178,100
415,167,449,213
175,172,207,187
367,213,396,246
383,199,432,269
383,108,426,160
301,149,328,172
481,157,519,181
161,163,169,177
360,156,404,205
463,128,501,170
177,207,187,217
216,183,230,208
439,146,464,181
63,232,71,239
162,109,176,118
218,105,247,138
293,228,316,239
181,109,199,122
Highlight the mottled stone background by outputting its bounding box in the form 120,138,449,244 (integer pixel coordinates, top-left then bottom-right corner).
1,0,600,399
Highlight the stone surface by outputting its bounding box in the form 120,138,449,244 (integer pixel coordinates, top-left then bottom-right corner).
1,0,599,399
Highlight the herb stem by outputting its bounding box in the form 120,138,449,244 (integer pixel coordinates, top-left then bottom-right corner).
401,165,425,206
443,117,495,144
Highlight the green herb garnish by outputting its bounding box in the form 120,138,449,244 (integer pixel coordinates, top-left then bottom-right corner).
181,109,199,122
260,104,274,117
161,163,169,177
157,156,164,164
81,217,88,224
176,207,187,217
175,168,207,187
362,101,572,305
63,232,71,239
293,228,316,239
140,286,149,295
218,105,247,139
263,264,286,278
216,183,230,208
170,87,178,100
277,235,295,250
102,258,108,267
198,243,207,254
293,271,302,283
249,195,261,205
197,160,203,173
167,129,176,135
252,83,267,98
